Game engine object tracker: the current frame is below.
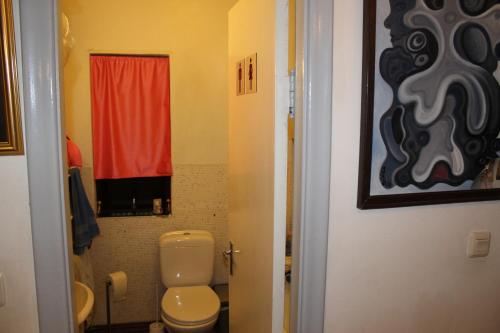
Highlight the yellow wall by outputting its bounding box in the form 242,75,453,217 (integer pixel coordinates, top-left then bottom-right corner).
288,0,295,75
61,1,237,323
228,0,289,330
62,0,237,166
286,0,295,236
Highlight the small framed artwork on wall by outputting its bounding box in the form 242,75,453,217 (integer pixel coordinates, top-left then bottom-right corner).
357,0,500,209
0,0,22,156
236,59,245,96
245,53,257,94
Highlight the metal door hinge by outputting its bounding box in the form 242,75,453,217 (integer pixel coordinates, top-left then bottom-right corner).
289,69,296,119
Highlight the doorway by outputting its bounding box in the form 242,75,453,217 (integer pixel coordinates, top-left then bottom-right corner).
19,0,332,332
61,0,290,332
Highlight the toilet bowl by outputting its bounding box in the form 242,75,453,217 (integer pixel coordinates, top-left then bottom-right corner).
161,286,220,333
159,231,221,333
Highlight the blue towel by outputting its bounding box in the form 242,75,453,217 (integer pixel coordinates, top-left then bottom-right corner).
70,168,100,255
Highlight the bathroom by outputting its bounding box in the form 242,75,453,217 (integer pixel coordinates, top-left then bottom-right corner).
62,0,295,332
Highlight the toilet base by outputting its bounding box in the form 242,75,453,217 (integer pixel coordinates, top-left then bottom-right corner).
162,314,217,333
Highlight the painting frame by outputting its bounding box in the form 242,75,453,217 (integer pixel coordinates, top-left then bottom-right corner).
0,0,22,156
357,0,500,209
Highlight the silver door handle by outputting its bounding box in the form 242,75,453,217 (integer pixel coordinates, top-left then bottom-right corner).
223,249,240,256
223,242,240,275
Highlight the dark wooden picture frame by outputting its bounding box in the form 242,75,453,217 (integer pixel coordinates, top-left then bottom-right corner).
358,0,500,209
0,0,22,156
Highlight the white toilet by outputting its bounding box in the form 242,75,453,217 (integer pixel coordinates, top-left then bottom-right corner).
159,230,221,333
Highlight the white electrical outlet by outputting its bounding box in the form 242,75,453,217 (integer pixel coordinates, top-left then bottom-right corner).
0,273,6,308
467,231,491,258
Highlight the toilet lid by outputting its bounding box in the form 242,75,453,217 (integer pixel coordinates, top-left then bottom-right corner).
162,286,220,326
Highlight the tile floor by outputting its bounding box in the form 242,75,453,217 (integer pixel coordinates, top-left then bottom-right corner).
86,326,223,333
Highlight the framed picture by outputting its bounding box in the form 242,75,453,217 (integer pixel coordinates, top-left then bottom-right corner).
358,0,500,209
236,59,245,96
245,53,257,94
0,0,22,156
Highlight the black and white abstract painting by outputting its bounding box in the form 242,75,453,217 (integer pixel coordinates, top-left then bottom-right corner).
358,0,500,209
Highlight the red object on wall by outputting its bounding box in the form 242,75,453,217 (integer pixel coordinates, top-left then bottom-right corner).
66,136,83,168
90,55,172,179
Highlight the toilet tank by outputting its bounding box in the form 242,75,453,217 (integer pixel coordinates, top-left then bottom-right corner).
159,230,215,287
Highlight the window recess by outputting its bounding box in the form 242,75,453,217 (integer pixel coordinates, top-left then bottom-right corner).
90,54,172,217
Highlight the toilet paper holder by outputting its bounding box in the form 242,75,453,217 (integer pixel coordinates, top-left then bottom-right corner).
105,280,112,333
105,271,127,333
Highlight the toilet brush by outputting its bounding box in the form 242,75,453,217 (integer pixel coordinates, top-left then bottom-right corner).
149,281,164,333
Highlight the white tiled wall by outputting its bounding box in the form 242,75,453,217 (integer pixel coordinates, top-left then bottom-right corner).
87,164,229,325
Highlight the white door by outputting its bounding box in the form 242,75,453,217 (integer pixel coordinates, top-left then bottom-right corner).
227,0,289,332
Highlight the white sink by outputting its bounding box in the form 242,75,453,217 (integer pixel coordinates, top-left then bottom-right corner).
74,281,94,325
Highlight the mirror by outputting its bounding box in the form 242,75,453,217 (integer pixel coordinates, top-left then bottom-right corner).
0,0,22,156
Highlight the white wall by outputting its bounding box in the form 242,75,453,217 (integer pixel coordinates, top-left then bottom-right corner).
0,2,39,332
324,1,500,333
0,159,39,333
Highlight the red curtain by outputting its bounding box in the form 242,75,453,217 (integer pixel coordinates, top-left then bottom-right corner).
90,55,172,179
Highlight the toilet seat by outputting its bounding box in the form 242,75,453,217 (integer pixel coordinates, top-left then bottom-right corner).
162,286,220,326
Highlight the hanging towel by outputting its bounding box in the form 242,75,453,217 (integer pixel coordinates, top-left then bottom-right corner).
70,167,100,255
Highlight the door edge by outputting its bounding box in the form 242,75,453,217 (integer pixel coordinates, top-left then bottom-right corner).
290,0,333,332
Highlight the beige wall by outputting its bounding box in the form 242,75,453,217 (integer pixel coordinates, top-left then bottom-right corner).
286,0,295,238
62,0,236,165
288,0,295,75
325,1,500,332
61,0,236,324
0,1,39,332
90,164,228,324
286,138,294,237
0,159,39,333
228,0,289,331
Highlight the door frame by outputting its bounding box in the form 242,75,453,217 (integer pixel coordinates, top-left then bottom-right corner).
290,0,332,332
20,0,76,332
20,0,333,332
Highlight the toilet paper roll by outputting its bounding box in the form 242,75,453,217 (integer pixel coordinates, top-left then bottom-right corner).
149,322,165,333
107,271,127,302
